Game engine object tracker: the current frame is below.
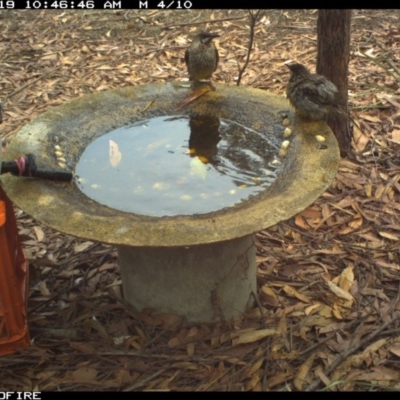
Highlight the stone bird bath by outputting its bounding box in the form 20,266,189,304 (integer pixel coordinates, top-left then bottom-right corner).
1,83,340,323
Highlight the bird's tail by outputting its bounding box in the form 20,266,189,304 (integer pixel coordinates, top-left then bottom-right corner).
335,107,361,130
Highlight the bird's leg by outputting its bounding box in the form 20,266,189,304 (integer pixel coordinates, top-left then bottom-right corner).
191,79,215,91
191,79,201,90
198,79,216,90
208,79,216,91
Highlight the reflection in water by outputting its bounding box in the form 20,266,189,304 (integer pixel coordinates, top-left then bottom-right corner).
75,115,283,216
188,114,221,164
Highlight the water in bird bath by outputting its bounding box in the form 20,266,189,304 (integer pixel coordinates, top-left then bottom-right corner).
75,115,283,217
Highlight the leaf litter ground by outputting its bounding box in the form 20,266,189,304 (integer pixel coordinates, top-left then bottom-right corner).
1,9,400,391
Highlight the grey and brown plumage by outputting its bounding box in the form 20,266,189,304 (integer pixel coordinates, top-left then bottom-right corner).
185,32,220,89
285,63,342,121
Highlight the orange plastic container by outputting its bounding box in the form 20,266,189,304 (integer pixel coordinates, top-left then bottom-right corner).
0,184,30,355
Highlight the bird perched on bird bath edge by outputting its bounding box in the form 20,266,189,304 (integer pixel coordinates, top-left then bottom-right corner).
285,62,343,122
185,31,220,90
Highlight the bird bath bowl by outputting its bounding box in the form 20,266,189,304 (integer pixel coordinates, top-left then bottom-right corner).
1,83,340,323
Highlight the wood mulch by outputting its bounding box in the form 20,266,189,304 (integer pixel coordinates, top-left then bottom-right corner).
1,9,400,391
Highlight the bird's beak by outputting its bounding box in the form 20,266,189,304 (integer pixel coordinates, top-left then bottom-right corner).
202,33,220,45
284,60,295,70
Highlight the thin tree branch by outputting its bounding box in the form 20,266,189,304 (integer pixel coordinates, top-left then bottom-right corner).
236,10,264,86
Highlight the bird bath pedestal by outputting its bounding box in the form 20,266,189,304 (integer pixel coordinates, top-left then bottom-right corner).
1,83,340,323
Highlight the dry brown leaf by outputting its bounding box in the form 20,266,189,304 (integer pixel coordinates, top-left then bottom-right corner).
96,65,114,70
332,303,343,319
233,328,276,345
69,341,96,354
135,326,147,342
375,259,400,270
280,263,303,278
125,337,142,350
365,182,373,197
159,370,180,389
391,129,400,142
360,114,382,123
384,96,400,109
187,342,195,357
389,345,400,358
372,365,400,380
351,370,395,383
283,285,312,303
315,366,332,388
171,362,197,370
363,338,388,355
248,357,264,376
318,305,333,319
378,231,399,241
293,352,315,390
276,313,287,337
71,368,98,382
267,372,293,389
375,184,385,199
168,336,183,347
41,54,58,61
211,333,220,348
73,241,93,253
299,207,321,219
353,125,369,152
305,303,322,315
336,196,354,208
60,57,75,65
348,216,363,230
338,226,355,235
84,318,113,342
361,288,390,301
338,264,354,292
33,225,45,242
316,249,345,255
294,214,309,229
247,371,262,391
39,280,51,296
99,263,116,272
327,281,354,302
96,84,110,91
260,284,279,306
157,313,183,329
115,369,132,385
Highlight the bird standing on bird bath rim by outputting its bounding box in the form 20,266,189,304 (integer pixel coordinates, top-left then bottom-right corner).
185,32,220,90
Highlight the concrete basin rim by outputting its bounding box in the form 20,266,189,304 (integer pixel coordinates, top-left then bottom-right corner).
1,82,340,247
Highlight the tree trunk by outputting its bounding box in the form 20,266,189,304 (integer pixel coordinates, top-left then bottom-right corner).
317,10,352,157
